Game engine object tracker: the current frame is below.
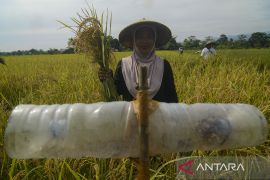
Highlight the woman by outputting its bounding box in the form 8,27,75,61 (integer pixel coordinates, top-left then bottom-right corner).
99,20,178,103
201,41,216,59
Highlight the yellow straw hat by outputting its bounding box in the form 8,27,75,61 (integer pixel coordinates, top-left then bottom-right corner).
119,19,172,48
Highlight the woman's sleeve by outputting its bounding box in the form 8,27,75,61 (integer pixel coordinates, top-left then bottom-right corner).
164,60,179,103
114,60,124,95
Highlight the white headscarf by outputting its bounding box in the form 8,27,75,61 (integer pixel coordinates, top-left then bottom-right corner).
121,26,164,99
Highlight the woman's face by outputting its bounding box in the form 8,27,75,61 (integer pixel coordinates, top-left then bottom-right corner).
134,27,155,57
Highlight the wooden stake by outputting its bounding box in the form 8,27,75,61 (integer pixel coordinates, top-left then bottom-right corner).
136,66,150,180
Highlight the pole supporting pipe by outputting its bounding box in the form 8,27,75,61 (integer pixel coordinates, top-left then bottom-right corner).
136,66,150,180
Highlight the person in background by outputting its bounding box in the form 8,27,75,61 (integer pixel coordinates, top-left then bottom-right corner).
201,41,216,59
98,20,178,103
178,47,184,54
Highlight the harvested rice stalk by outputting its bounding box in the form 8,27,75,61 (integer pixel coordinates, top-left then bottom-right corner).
58,5,118,101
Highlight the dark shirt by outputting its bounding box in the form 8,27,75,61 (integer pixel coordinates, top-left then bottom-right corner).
114,59,178,103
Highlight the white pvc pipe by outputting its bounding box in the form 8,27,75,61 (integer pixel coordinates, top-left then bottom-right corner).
4,102,268,159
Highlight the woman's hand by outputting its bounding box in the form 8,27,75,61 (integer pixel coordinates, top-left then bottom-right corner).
98,67,113,82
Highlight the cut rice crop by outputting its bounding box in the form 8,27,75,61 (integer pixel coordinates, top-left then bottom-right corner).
58,4,118,101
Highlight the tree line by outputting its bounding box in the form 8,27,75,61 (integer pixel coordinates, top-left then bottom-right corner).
181,32,270,50
0,48,74,56
1,32,269,56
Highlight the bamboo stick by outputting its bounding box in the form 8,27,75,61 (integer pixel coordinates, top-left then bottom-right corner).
136,66,150,180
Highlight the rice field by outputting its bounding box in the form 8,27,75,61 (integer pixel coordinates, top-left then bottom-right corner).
0,49,270,179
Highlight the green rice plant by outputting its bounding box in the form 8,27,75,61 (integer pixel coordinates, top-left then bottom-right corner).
8,159,16,179
65,161,81,180
58,4,118,102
